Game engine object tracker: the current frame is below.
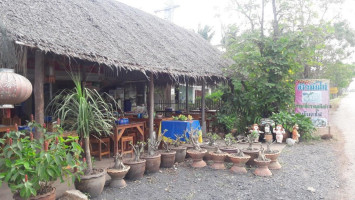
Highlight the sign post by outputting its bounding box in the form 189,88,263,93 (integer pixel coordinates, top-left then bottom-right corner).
295,79,330,127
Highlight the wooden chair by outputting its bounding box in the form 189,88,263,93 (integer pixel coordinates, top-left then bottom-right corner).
120,136,134,157
90,137,111,161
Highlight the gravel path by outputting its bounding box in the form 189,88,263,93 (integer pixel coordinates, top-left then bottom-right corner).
94,142,341,200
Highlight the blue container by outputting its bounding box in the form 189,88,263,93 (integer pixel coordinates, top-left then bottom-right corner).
115,119,120,125
124,118,129,124
119,118,129,125
44,116,52,123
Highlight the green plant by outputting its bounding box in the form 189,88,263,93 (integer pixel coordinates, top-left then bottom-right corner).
224,133,236,146
0,122,83,199
130,141,146,162
47,73,118,175
147,129,167,156
270,111,316,141
206,132,220,146
173,134,183,147
216,113,238,133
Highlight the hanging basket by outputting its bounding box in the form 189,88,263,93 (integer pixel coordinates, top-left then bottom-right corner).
0,68,32,105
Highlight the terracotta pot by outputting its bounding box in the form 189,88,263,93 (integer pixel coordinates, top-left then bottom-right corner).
228,154,251,174
264,134,273,142
220,146,238,162
242,148,259,167
265,150,281,170
201,145,216,161
187,149,207,168
141,153,161,174
107,166,130,188
124,159,146,180
209,151,228,170
253,159,272,177
160,150,176,168
14,187,56,200
75,168,106,198
181,143,193,158
171,146,187,163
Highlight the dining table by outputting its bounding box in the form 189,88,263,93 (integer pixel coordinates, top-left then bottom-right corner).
111,122,145,156
160,120,202,142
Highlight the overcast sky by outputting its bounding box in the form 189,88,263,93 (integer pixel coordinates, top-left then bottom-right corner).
118,0,355,61
118,0,355,43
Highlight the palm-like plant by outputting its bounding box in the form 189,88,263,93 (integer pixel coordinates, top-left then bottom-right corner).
47,74,117,175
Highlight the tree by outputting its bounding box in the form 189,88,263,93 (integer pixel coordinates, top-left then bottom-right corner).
217,0,354,132
197,24,215,42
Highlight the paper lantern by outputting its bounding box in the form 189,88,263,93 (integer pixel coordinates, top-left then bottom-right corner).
0,68,32,104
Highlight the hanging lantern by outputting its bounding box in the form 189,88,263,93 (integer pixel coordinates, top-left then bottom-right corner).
0,68,32,104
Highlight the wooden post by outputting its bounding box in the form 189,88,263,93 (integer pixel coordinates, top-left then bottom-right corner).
34,50,44,139
186,79,189,114
201,80,206,136
149,73,154,140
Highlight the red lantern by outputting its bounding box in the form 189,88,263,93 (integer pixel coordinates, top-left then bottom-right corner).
0,68,32,105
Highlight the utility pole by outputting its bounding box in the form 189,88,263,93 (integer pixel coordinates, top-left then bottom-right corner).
154,0,180,22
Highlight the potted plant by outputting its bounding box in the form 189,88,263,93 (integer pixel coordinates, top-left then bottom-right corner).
160,140,176,168
253,145,272,177
48,74,117,198
201,132,220,161
186,128,207,168
0,122,83,200
242,131,260,167
209,147,228,170
124,141,146,180
220,133,238,154
264,141,282,169
107,153,130,188
171,134,187,163
140,130,166,174
228,149,251,174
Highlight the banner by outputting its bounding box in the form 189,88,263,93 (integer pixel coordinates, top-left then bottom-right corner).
295,79,330,127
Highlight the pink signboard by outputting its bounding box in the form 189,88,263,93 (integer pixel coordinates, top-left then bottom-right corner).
295,79,330,127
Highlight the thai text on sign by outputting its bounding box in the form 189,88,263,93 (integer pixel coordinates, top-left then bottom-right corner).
295,79,330,127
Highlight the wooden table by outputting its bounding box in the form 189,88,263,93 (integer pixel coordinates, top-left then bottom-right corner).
111,122,145,156
0,124,16,132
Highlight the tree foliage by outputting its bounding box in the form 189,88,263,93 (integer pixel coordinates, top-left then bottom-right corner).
217,0,355,133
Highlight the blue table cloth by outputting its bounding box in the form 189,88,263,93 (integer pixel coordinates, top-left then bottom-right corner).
161,120,201,142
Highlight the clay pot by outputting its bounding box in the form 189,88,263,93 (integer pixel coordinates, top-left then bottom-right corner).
228,154,251,174
265,150,281,170
181,143,193,158
14,187,56,200
160,150,176,168
220,146,238,162
171,146,187,163
124,159,146,180
201,145,216,161
209,151,228,170
242,148,259,167
75,168,106,198
264,134,273,142
253,159,272,177
107,166,130,188
141,153,161,174
187,149,207,168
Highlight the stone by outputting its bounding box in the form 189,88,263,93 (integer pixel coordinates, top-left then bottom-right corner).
286,138,295,146
307,187,316,193
58,190,88,200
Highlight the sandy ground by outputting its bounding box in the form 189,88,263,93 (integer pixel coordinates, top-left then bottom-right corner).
330,78,355,199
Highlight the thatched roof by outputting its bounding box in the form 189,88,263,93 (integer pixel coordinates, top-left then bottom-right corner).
0,0,231,79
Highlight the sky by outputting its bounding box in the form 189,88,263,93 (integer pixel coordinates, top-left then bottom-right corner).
117,0,355,61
